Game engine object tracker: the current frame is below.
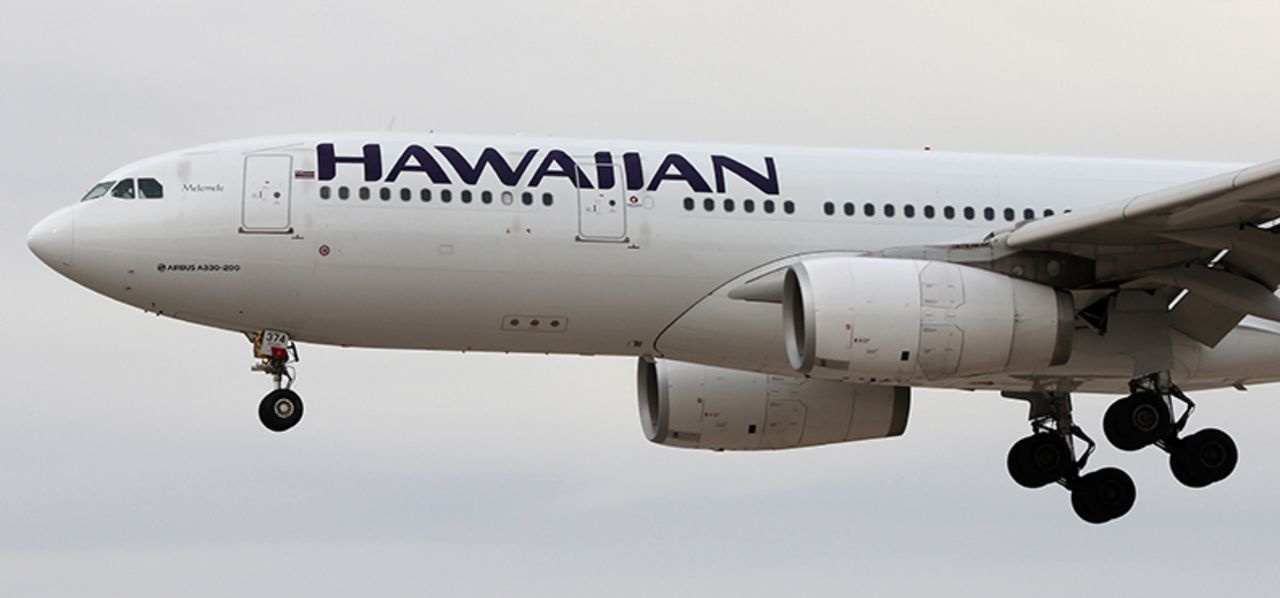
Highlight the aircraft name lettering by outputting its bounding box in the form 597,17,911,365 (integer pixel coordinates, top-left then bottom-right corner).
317,143,780,196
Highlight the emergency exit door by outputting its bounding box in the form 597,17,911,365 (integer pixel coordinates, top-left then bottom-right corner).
241,155,293,233
575,164,627,242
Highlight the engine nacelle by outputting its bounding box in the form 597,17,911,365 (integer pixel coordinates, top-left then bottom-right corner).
637,358,909,451
783,257,1074,382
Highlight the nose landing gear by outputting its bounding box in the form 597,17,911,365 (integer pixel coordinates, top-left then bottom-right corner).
1103,376,1238,488
249,330,304,433
1004,391,1137,524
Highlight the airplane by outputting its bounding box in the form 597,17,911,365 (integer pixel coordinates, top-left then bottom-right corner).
27,133,1280,524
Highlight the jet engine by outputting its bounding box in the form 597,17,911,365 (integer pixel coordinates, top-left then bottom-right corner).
637,358,909,451
783,257,1074,382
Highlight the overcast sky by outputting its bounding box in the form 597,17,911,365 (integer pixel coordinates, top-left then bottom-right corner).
4,1,1280,596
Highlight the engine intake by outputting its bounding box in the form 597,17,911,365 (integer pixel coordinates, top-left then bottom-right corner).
783,257,1074,382
637,358,909,451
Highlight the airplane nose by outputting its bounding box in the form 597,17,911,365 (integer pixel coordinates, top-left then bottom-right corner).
28,207,75,270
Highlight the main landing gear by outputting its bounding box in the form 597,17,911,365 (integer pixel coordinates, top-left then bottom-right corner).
1006,375,1239,524
248,330,304,433
1006,391,1136,524
1103,377,1238,489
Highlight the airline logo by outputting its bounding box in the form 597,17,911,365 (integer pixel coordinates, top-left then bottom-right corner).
317,143,780,196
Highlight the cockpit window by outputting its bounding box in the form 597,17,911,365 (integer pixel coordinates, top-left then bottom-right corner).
111,179,136,199
138,178,164,199
80,181,115,202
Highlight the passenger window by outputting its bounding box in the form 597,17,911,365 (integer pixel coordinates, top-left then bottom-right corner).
724,198,735,213
684,197,695,211
924,205,936,219
521,191,533,206
542,193,553,206
359,187,370,200
81,181,115,202
983,207,995,221
441,189,453,203
943,206,955,219
320,186,331,200
420,188,431,202
111,179,136,199
904,205,915,218
884,204,896,218
704,198,715,211
461,190,473,204
1003,207,1015,221
1023,208,1035,220
843,202,855,216
1044,208,1055,217
743,199,755,213
783,200,795,214
824,201,835,216
864,203,876,217
482,191,493,204
138,178,163,199
400,188,412,201
963,206,975,220
501,191,513,205
764,200,775,214
338,186,350,200
380,187,392,201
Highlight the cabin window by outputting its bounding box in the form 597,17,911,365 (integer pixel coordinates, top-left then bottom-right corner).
441,189,453,203
903,204,915,218
943,206,955,219
420,188,431,202
461,190,473,204
684,197,695,211
81,181,115,202
1004,207,1015,221
823,201,835,216
884,204,896,218
764,200,775,214
111,179,136,199
924,205,936,219
358,187,370,201
983,207,995,221
844,202,855,216
380,187,391,201
704,198,715,211
783,200,795,214
482,190,493,204
743,199,755,213
864,203,876,217
319,186,331,200
1023,208,1035,220
1044,208,1055,217
521,191,533,206
724,198,735,213
400,188,412,201
138,178,163,199
501,191,513,205
338,186,350,200
542,193,554,207
963,206,975,220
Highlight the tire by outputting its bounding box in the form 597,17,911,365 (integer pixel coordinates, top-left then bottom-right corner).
1071,467,1136,524
1170,428,1238,488
259,388,304,432
1103,392,1171,451
1008,434,1072,489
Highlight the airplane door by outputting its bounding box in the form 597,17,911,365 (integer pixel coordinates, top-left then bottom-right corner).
241,155,293,233
575,164,627,242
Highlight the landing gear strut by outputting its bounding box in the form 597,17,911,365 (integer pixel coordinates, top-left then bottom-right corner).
1005,391,1137,524
1103,375,1237,488
249,330,303,433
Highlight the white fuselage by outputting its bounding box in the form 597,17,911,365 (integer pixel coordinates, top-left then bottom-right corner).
30,133,1280,394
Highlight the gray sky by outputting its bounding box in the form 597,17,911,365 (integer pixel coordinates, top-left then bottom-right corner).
4,1,1280,595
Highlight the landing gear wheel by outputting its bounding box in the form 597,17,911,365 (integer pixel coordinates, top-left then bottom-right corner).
1169,428,1238,488
259,388,304,433
1103,392,1172,451
1070,467,1136,524
1007,433,1073,489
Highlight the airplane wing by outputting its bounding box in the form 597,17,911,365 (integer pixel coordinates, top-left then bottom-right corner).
884,159,1280,347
